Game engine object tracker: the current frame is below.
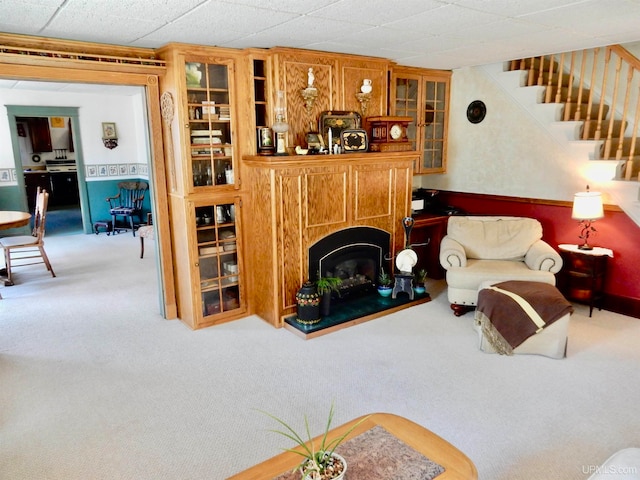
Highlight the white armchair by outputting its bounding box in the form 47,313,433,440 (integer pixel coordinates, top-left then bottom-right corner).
439,216,563,315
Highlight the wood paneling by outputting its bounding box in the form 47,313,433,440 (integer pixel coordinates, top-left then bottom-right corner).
245,152,417,326
340,58,388,117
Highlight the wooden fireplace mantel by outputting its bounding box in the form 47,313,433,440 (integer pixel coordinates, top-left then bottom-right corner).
244,151,418,327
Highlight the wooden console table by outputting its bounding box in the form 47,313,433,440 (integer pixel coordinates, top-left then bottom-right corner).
227,413,477,479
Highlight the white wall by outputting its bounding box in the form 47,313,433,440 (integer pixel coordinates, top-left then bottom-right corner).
0,85,149,185
420,65,591,203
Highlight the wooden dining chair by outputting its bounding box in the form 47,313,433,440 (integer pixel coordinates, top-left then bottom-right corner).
0,188,56,286
106,181,148,236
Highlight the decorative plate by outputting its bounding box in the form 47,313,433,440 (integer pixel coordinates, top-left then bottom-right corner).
319,111,361,146
340,129,368,153
467,100,486,124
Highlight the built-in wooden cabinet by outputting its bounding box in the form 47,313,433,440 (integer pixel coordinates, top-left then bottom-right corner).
158,44,248,328
390,67,451,174
244,152,416,327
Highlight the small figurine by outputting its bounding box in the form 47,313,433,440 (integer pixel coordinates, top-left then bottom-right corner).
307,67,315,88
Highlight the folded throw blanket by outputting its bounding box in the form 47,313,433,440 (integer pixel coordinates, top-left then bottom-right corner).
475,281,574,355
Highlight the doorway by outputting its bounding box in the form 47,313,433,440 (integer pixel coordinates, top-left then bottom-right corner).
15,114,83,236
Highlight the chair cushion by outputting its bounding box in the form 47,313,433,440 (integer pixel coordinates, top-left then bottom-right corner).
447,216,542,261
0,235,38,248
446,259,556,290
137,225,155,239
110,207,135,215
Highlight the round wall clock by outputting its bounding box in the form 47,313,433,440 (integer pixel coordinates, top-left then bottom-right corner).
32,154,41,163
467,100,486,124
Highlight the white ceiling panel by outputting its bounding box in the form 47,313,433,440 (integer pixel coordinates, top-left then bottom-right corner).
0,0,639,70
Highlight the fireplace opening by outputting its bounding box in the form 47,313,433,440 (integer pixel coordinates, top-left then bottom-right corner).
309,227,390,300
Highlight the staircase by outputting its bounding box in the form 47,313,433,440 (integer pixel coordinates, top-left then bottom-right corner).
481,45,640,227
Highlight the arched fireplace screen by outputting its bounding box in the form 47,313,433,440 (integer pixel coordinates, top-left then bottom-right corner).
309,227,391,297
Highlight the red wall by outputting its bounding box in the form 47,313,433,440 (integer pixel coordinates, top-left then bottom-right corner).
439,192,640,313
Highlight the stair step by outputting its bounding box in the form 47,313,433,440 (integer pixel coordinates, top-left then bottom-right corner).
548,85,592,104
510,57,560,73
581,119,627,140
563,102,610,121
599,137,640,158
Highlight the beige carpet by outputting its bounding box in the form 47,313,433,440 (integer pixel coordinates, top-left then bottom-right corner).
1,232,639,479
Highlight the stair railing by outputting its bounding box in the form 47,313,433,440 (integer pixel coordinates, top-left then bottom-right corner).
511,45,640,180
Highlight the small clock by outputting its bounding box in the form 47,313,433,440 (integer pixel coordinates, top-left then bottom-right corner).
367,115,413,152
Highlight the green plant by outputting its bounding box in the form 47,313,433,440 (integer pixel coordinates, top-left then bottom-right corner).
415,268,428,285
378,267,392,287
315,271,342,296
260,404,369,480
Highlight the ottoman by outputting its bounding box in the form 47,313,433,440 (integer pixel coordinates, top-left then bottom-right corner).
587,448,640,479
475,280,573,359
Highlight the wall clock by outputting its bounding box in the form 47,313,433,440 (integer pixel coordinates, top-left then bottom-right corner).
467,100,486,124
366,115,413,152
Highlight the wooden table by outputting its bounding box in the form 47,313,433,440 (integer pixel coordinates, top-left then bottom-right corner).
0,211,31,230
227,413,478,479
0,211,32,291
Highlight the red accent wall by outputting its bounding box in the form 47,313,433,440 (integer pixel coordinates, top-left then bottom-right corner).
439,192,640,305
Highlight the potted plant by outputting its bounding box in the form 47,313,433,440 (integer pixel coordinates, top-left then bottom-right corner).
316,272,342,317
377,267,392,297
414,268,427,295
260,403,369,480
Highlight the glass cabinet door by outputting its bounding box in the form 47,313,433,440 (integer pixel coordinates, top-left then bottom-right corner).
186,61,235,189
394,76,419,152
421,78,447,172
195,200,241,318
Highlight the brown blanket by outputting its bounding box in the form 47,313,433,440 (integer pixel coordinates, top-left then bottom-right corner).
475,281,574,355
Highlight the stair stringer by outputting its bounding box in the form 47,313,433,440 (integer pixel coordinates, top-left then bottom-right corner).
481,62,640,228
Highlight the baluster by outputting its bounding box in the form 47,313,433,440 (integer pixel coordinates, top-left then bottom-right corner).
545,55,556,103
573,50,588,121
616,66,634,161
626,84,640,180
594,49,612,141
554,53,566,103
603,56,623,159
564,52,577,121
527,57,535,86
537,56,545,86
583,49,599,137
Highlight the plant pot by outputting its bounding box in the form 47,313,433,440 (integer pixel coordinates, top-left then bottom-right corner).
320,290,332,317
414,285,426,295
302,452,347,480
377,286,392,297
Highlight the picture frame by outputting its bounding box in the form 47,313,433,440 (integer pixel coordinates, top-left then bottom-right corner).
102,122,117,139
340,129,369,153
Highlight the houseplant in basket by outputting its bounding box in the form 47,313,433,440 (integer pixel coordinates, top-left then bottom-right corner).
377,267,392,297
260,403,369,480
414,268,427,295
316,272,342,317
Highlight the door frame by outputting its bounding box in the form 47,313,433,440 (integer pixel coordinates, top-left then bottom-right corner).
0,60,177,319
7,106,90,232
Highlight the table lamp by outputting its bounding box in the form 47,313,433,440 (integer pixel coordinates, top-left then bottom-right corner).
571,185,604,250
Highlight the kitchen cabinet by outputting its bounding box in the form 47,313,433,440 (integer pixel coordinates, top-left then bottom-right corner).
157,44,248,329
390,67,451,174
26,117,53,153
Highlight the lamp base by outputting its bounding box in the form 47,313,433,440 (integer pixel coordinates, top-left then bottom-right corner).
578,243,594,250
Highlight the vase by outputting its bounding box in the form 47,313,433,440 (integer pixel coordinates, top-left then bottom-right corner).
320,290,332,317
377,286,392,297
296,282,321,324
302,452,347,480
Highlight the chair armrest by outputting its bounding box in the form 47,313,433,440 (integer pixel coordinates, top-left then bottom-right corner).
439,236,467,268
525,240,563,273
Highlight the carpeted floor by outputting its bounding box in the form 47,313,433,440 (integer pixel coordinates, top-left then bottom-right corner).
46,204,83,236
1,233,639,480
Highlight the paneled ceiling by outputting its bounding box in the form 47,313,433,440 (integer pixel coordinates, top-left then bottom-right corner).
1,0,640,71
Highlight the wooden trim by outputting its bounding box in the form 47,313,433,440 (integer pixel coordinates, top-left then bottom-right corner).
603,293,640,319
439,190,623,212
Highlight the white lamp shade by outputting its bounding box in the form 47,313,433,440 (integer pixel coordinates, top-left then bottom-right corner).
572,191,604,220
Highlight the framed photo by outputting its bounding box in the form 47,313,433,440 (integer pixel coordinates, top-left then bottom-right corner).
50,117,65,128
102,122,117,139
340,129,369,153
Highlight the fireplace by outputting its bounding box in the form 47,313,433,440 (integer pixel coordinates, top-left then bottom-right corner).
309,227,390,299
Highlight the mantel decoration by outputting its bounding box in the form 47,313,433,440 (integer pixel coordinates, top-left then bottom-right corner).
272,90,289,155
572,185,604,250
301,67,319,116
102,122,118,149
260,403,370,480
355,79,372,117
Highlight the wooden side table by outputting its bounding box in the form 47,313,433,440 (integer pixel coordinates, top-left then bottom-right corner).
558,244,613,317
